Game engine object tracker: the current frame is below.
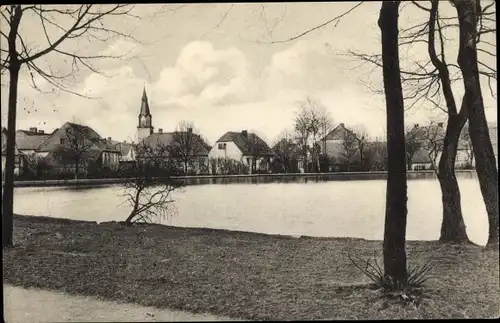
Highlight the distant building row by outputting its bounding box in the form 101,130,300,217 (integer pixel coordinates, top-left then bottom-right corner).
1,89,497,178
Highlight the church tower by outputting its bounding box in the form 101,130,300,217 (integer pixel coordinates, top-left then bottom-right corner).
137,87,154,143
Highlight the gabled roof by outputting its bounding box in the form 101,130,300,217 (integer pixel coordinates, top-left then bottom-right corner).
139,131,210,156
216,131,273,156
37,122,102,152
322,124,357,141
15,129,51,151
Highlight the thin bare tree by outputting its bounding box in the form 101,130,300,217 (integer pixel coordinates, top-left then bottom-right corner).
352,124,369,168
169,121,207,175
405,125,424,171
294,107,311,173
121,140,184,225
419,120,446,174
245,131,272,174
54,125,95,179
340,125,359,171
272,129,299,173
318,111,335,159
0,4,140,247
294,96,333,172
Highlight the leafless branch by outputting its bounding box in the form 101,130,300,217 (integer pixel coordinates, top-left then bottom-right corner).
264,2,364,43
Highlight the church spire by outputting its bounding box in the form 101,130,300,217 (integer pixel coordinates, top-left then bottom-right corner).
137,86,153,142
139,86,151,117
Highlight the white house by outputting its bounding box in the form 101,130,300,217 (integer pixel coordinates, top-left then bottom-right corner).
209,130,274,174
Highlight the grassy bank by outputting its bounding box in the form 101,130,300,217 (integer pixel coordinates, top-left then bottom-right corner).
3,215,499,320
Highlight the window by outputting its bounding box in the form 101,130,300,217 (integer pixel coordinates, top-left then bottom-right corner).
218,143,227,150
60,138,66,145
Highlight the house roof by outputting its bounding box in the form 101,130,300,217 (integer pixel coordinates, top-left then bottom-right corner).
216,131,273,156
37,122,102,152
139,131,210,156
322,124,358,141
15,129,51,150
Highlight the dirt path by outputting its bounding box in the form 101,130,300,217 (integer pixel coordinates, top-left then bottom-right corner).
3,284,238,322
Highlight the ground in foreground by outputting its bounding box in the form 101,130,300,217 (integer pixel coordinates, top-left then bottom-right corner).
4,284,235,322
3,215,499,320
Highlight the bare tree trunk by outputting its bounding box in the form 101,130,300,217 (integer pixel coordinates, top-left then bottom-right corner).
74,157,80,180
427,0,470,244
379,0,408,282
454,0,499,246
438,113,470,243
2,64,20,248
2,6,22,248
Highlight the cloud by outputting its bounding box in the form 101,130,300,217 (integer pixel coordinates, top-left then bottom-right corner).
151,41,253,108
7,37,497,147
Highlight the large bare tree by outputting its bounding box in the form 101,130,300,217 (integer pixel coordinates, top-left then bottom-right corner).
379,0,408,283
1,4,139,247
452,0,498,246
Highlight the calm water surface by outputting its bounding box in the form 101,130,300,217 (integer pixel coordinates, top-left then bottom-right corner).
13,177,488,246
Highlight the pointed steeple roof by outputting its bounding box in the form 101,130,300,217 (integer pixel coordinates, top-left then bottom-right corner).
139,87,151,116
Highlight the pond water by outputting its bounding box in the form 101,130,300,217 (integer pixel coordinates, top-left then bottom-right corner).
12,174,489,246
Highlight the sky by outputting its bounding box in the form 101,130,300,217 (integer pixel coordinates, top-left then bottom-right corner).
0,2,497,145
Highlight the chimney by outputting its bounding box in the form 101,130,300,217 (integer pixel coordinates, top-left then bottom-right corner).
437,122,443,127
29,127,37,133
158,128,163,133
107,137,112,141
187,127,193,133
241,130,248,138
340,123,345,127
414,124,419,128
38,130,44,134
